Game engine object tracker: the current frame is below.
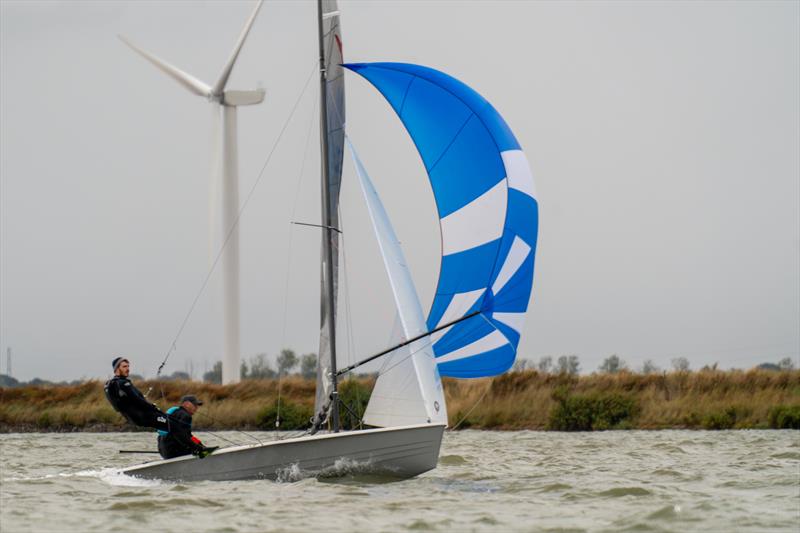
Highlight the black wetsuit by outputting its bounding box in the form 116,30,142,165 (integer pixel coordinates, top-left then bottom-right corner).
104,375,170,431
157,406,204,459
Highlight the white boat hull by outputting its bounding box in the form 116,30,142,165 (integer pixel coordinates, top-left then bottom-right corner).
122,423,445,482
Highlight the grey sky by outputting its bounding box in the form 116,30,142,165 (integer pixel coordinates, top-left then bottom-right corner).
1,0,798,382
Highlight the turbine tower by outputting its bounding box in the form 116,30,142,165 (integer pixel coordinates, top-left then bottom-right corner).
121,0,265,384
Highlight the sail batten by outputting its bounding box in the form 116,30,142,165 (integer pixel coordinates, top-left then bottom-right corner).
345,62,539,378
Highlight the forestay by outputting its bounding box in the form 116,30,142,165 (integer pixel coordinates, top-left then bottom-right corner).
346,138,447,427
345,63,539,378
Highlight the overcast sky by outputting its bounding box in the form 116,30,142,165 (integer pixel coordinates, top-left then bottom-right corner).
1,0,798,381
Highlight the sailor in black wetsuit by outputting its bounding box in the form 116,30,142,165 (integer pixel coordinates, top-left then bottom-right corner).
157,395,216,459
104,357,170,431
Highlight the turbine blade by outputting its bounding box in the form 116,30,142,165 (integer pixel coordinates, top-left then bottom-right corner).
119,35,212,97
211,0,264,96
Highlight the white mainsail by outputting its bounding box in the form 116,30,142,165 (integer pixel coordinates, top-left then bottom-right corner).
315,0,346,419
346,139,447,427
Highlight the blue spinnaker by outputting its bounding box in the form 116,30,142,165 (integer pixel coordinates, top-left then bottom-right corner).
345,63,539,378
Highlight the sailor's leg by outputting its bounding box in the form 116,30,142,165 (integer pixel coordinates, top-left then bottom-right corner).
151,412,170,432
128,408,171,432
157,436,170,459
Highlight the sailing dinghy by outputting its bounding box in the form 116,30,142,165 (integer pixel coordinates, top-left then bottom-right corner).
122,0,538,482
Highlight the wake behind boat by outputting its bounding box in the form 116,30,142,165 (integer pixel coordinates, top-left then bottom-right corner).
120,0,538,482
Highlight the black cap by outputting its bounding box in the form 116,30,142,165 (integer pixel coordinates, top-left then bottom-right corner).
112,357,129,370
180,395,203,406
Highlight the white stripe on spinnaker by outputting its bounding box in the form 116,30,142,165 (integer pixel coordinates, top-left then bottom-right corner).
502,150,536,199
435,329,508,363
430,288,486,343
440,179,507,256
492,312,526,334
491,236,531,295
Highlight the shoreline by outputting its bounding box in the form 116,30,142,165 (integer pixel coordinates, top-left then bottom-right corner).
2,425,799,434
2,369,798,432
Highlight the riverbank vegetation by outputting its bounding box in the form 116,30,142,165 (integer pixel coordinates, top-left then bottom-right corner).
1,368,798,432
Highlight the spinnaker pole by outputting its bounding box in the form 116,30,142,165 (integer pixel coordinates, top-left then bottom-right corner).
317,0,340,432
336,311,481,377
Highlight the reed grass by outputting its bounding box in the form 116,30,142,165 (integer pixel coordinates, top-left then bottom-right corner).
1,370,797,432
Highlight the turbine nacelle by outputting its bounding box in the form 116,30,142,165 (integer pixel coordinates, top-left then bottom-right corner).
219,89,265,107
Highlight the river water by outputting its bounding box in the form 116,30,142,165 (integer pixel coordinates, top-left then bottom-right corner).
1,430,798,532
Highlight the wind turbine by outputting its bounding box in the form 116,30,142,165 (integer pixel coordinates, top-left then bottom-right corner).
121,0,265,384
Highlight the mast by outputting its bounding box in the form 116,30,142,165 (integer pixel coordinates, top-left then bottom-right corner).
317,0,340,432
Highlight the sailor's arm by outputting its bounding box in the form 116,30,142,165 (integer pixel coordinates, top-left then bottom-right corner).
123,380,164,414
172,410,205,453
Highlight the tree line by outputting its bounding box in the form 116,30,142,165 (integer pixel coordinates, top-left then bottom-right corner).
0,352,794,388
0,349,319,387
202,349,318,384
512,354,796,375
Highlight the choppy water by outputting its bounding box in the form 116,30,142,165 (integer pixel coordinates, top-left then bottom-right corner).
1,430,798,532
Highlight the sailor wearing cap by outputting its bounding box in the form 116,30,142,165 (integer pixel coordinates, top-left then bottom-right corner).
104,357,170,432
157,395,217,460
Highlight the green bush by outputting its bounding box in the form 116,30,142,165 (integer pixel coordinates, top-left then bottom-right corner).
37,411,52,428
768,405,800,429
451,410,475,430
682,411,701,428
593,393,639,429
337,379,371,430
549,394,595,431
254,380,370,431
256,399,313,430
548,391,638,431
702,407,737,430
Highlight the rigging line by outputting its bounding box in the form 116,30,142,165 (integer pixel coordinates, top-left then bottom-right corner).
271,428,312,442
155,60,319,377
449,381,491,431
291,221,341,233
277,76,319,436
377,316,402,375
336,205,348,367
342,216,358,376
335,202,350,367
280,94,319,344
195,412,262,445
337,202,363,427
192,428,244,447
